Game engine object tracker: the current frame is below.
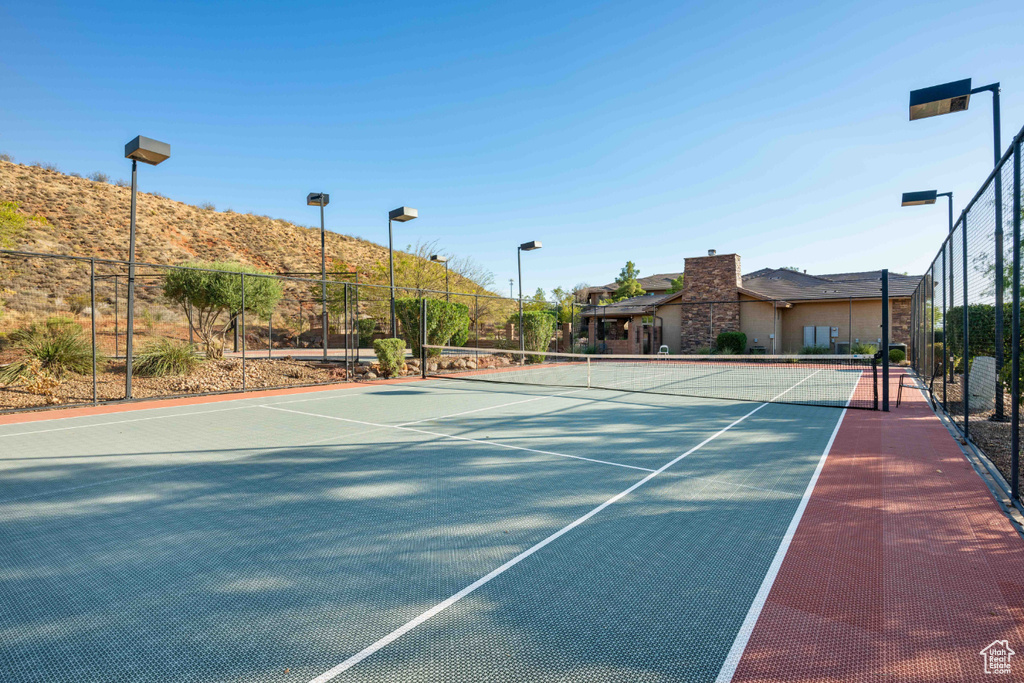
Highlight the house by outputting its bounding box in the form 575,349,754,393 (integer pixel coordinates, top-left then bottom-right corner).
581,251,919,355
980,640,1015,675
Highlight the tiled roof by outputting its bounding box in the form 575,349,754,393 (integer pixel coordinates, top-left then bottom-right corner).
741,269,920,300
580,292,679,317
592,272,683,293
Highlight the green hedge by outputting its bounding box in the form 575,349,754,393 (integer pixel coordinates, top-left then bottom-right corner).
394,298,470,357
522,310,556,362
944,303,1021,359
373,338,405,378
357,318,376,347
716,331,746,353
889,348,906,364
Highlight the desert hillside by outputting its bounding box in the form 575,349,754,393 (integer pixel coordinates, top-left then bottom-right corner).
0,160,486,292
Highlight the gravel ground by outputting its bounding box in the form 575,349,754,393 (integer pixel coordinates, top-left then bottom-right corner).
0,357,419,412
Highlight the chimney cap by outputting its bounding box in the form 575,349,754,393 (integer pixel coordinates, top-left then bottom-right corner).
708,249,717,256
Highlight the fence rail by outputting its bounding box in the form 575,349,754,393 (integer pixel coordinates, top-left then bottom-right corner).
910,120,1024,501
0,251,584,413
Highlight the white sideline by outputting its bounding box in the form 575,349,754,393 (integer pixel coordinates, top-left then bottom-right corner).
303,362,840,682
306,399,770,683
259,405,655,473
712,374,860,682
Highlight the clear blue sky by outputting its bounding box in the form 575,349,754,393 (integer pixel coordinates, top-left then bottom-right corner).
1,0,1021,297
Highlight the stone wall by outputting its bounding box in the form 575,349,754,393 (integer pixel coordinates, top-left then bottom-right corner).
678,253,742,352
891,297,911,351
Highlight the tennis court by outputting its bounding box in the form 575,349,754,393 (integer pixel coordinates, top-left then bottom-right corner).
0,357,863,683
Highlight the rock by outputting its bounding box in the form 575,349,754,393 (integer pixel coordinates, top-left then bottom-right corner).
365,371,377,379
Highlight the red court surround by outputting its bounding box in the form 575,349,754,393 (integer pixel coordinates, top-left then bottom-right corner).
732,380,1024,681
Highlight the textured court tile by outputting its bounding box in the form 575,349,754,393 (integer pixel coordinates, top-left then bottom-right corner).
328,404,840,682
732,383,1024,682
0,422,648,683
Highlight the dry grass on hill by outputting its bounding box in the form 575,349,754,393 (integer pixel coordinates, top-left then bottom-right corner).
0,159,484,292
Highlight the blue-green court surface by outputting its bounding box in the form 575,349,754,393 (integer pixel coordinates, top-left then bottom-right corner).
0,379,845,682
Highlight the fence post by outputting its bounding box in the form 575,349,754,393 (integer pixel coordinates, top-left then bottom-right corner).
268,311,273,359
1012,136,1021,499
420,297,427,380
942,242,948,412
882,269,889,412
962,212,970,438
344,283,350,381
90,259,97,406
114,274,119,359
240,273,246,392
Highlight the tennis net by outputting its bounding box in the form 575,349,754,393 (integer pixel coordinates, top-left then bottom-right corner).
422,346,878,410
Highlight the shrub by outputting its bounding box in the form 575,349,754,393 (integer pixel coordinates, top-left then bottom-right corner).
66,292,91,315
163,261,283,358
394,298,469,357
450,310,471,347
521,310,556,362
199,202,216,211
373,338,405,378
889,348,906,364
114,178,130,188
694,346,713,355
357,318,376,347
932,342,945,371
800,345,830,354
716,331,746,353
88,171,109,183
0,319,94,384
133,339,201,377
0,152,12,162
851,342,878,355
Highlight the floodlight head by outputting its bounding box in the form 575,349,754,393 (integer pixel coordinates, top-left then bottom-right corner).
430,255,448,263
306,192,329,206
909,79,972,120
389,206,418,222
901,190,938,207
519,240,542,251
124,136,170,165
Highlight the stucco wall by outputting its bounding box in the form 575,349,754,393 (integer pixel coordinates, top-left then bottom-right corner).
738,297,778,352
776,299,912,353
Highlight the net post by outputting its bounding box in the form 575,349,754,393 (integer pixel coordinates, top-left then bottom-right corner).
1011,135,1021,500
90,258,97,406
882,269,889,412
586,356,591,389
420,297,427,379
344,283,350,381
872,356,879,410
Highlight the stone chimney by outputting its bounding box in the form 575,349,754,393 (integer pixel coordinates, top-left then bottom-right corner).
677,252,742,352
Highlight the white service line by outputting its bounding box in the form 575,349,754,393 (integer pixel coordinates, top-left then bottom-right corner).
395,388,586,427
258,405,654,472
305,400,769,683
0,379,455,439
713,373,861,682
0,423,396,505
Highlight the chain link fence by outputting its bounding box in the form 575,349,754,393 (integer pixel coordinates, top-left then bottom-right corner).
911,121,1024,500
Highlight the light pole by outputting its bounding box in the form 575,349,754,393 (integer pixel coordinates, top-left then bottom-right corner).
387,207,417,337
430,255,449,301
902,190,954,403
509,279,514,298
910,76,1004,418
123,136,170,399
517,241,542,353
307,192,330,361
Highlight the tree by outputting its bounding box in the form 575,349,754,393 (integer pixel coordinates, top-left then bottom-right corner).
163,261,283,358
599,261,645,304
666,274,684,294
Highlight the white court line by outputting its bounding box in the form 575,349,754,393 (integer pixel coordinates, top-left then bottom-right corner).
713,374,860,682
0,424,396,505
0,380,454,440
259,405,655,473
304,363,838,682
305,399,770,683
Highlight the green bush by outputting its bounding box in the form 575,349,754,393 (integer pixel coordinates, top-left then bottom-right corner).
851,342,878,355
373,338,405,378
133,339,201,377
800,345,830,355
716,331,746,353
394,298,469,357
694,346,713,355
163,261,283,358
357,318,376,347
889,348,906,364
521,310,556,362
450,311,471,347
932,342,945,371
0,319,95,385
